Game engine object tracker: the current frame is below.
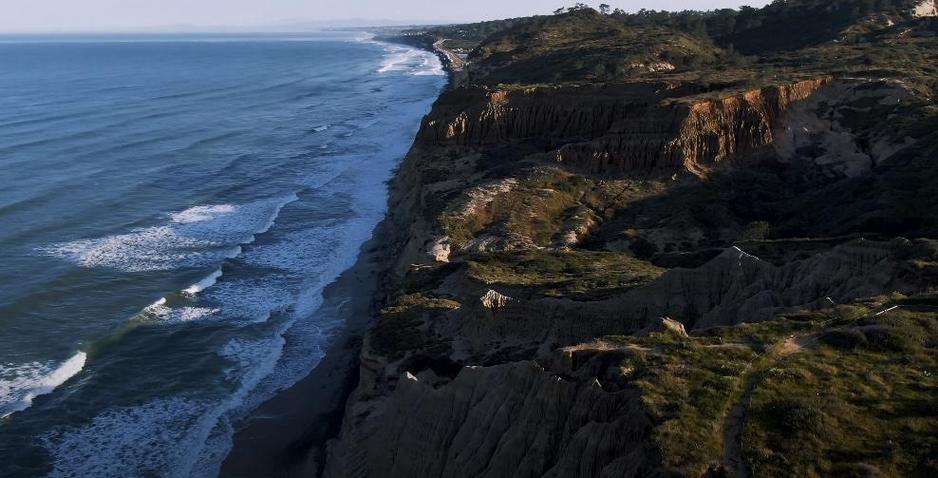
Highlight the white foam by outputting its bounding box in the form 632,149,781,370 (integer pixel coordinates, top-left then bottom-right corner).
41,332,286,478
0,352,87,419
184,268,223,295
170,204,237,224
414,54,446,76
40,194,297,273
377,45,445,76
145,304,220,324
43,397,208,478
203,278,295,323
243,300,346,410
177,334,286,478
244,224,342,273
377,46,418,73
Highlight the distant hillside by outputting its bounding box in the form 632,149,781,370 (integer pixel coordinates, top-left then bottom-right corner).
468,9,725,85
414,18,526,52
613,0,930,53
394,1,936,95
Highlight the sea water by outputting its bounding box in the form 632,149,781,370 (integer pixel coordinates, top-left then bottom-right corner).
0,32,444,477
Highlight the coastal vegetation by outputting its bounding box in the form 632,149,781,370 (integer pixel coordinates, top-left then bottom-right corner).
598,294,938,476
465,250,664,299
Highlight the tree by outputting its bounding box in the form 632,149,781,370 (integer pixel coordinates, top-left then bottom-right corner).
599,3,611,14
554,7,565,15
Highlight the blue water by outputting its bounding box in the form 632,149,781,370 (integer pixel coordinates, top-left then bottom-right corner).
0,33,444,477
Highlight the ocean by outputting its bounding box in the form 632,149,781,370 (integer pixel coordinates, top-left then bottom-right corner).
0,32,445,477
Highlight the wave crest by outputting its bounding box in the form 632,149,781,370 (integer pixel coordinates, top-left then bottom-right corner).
40,195,297,273
0,352,87,419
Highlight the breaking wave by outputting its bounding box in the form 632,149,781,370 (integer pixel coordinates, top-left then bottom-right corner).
0,352,87,419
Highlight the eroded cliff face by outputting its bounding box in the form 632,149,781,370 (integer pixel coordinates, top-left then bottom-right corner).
393,79,837,268
774,80,919,177
375,239,926,372
317,70,936,477
325,362,654,478
418,79,829,175
667,79,828,175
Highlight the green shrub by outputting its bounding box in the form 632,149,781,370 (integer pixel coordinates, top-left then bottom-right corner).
820,329,869,350
762,398,826,435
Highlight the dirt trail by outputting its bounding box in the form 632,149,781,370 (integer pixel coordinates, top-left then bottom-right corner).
719,333,819,477
777,334,819,355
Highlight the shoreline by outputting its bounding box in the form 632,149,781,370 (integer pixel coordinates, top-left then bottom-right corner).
219,228,390,477
220,38,451,477
374,32,466,88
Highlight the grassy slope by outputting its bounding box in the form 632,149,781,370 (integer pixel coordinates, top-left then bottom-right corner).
745,302,938,477
598,295,938,476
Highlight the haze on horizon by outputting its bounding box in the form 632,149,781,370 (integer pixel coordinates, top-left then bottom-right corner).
3,0,774,33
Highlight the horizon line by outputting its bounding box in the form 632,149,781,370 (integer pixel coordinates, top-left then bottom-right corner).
0,4,773,35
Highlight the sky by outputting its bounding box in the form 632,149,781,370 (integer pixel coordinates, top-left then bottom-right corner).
1,0,775,33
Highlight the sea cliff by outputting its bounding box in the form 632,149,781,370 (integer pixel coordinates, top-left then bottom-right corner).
242,4,938,477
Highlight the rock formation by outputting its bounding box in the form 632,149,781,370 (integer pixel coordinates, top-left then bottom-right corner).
419,79,829,175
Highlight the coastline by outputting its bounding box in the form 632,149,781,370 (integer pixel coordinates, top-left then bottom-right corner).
220,38,450,477
374,32,466,87
219,228,389,477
